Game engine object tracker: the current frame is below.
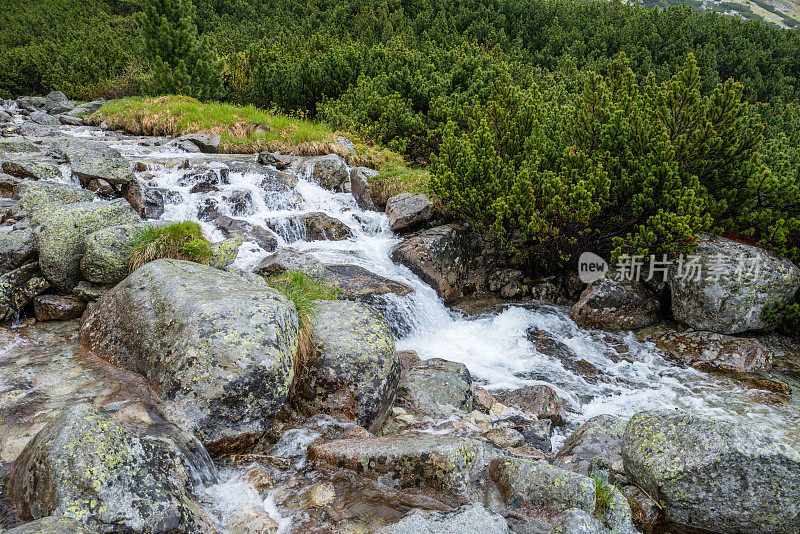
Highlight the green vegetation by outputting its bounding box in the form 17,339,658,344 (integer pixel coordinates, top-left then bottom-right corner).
592,473,620,524
129,221,213,270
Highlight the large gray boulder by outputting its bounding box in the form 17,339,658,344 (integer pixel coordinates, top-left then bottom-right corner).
0,137,40,155
570,276,660,331
555,415,626,476
13,180,94,224
292,300,399,432
212,215,278,252
622,410,800,533
174,133,220,154
80,259,300,455
303,154,349,191
668,235,800,334
51,138,134,185
349,166,380,210
68,99,106,117
385,193,434,232
80,222,167,285
397,358,473,417
549,509,609,534
29,111,61,127
377,503,510,534
4,404,211,533
38,199,140,292
43,91,75,114
2,159,62,181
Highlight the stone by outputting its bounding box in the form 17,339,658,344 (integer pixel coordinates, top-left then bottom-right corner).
668,235,800,334
494,414,553,453
253,247,324,279
51,138,134,185
0,222,38,273
72,281,108,301
86,178,114,197
621,486,660,531
0,262,50,321
44,91,75,114
291,212,351,241
80,259,299,455
350,166,380,210
377,503,510,534
208,237,243,269
0,137,40,155
4,404,212,533
292,300,399,432
38,198,140,292
398,350,421,371
59,114,84,126
323,264,413,301
2,160,62,181
554,415,626,477
225,506,279,533
622,410,800,533
309,433,482,495
385,193,435,232
472,386,496,413
13,180,94,224
15,96,47,112
4,516,101,533
397,358,473,417
549,508,610,534
257,151,292,170
527,327,602,381
304,154,349,191
176,133,221,154
123,181,167,219
569,276,660,331
213,215,278,252
29,111,61,126
33,294,86,321
496,385,567,426
80,221,167,285
68,99,106,117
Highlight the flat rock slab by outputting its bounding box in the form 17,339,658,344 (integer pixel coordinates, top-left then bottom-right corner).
323,264,413,301
51,138,134,185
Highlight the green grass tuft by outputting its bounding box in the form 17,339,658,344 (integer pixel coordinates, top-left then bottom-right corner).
129,221,213,271
592,473,619,524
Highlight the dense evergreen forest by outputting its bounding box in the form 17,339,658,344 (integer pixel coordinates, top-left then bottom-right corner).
2,0,799,267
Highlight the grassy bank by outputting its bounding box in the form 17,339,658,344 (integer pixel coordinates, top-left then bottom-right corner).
91,95,429,200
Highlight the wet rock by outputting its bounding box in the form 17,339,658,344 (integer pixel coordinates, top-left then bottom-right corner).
226,189,255,216
0,262,50,321
80,259,299,455
554,415,626,477
208,237,243,269
179,163,229,188
0,173,22,197
668,235,800,334
391,224,494,302
253,247,324,279
4,516,101,533
292,300,399,432
225,506,279,533
122,180,167,219
15,96,47,113
67,99,105,117
350,166,380,210
13,180,94,224
398,350,421,371
81,221,167,285
43,91,75,114
38,198,140,292
494,414,553,453
51,138,134,185
213,215,278,252
175,133,220,154
309,433,482,495
59,114,84,126
622,409,800,534
385,193,434,232
188,181,219,193
636,323,772,373
377,503,510,534
72,280,108,301
257,151,292,170
472,386,496,413
549,508,609,534
489,457,596,527
4,403,212,533
293,212,352,241
257,169,298,191
482,427,526,449
2,160,61,181
86,178,115,197
304,154,349,191
323,264,413,301
527,327,603,381
570,276,660,331
397,358,473,417
621,485,660,531
0,222,38,273
496,385,567,426
33,294,86,321
29,110,61,126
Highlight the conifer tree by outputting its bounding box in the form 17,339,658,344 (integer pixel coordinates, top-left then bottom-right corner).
139,0,222,100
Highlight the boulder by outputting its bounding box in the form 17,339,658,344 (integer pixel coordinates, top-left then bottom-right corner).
391,224,493,302
0,222,38,273
323,264,413,301
29,111,61,127
0,137,40,155
2,160,62,181
4,516,100,534
38,198,140,292
213,215,278,252
292,300,399,432
58,114,84,126
67,99,105,117
554,415,626,476
496,385,567,426
385,193,434,232
304,154,349,191
549,509,609,534
569,276,660,331
43,91,75,114
81,222,167,285
257,151,292,170
226,189,255,216
80,259,300,454
208,237,242,269
51,138,134,185
175,133,221,154
33,294,86,321
527,327,602,382
4,404,211,533
350,166,380,210
253,247,324,279
13,180,94,224
668,235,800,334
397,358,473,417
377,503,510,534
622,410,800,533
15,97,47,112
123,180,167,219
72,280,108,302
0,262,49,321
290,212,351,241
309,434,482,495
86,178,115,197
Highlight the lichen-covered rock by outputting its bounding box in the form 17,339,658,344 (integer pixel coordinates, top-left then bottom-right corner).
72,281,108,302
13,180,94,224
4,404,212,533
81,222,168,285
256,151,292,170
2,159,62,181
253,247,324,279
0,137,40,156
67,99,105,117
622,410,800,534
489,457,596,525
292,300,399,432
349,166,380,210
555,415,627,476
397,358,473,417
208,237,243,269
377,503,510,534
213,215,277,252
323,264,413,301
569,276,660,331
33,294,86,321
29,111,61,126
304,154,349,191
636,323,772,373
4,516,101,534
668,235,800,334
0,262,50,320
80,259,299,455
549,508,610,534
309,434,482,495
496,385,567,426
39,198,140,292
0,221,38,273
391,224,494,303
385,193,434,232
51,138,134,185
